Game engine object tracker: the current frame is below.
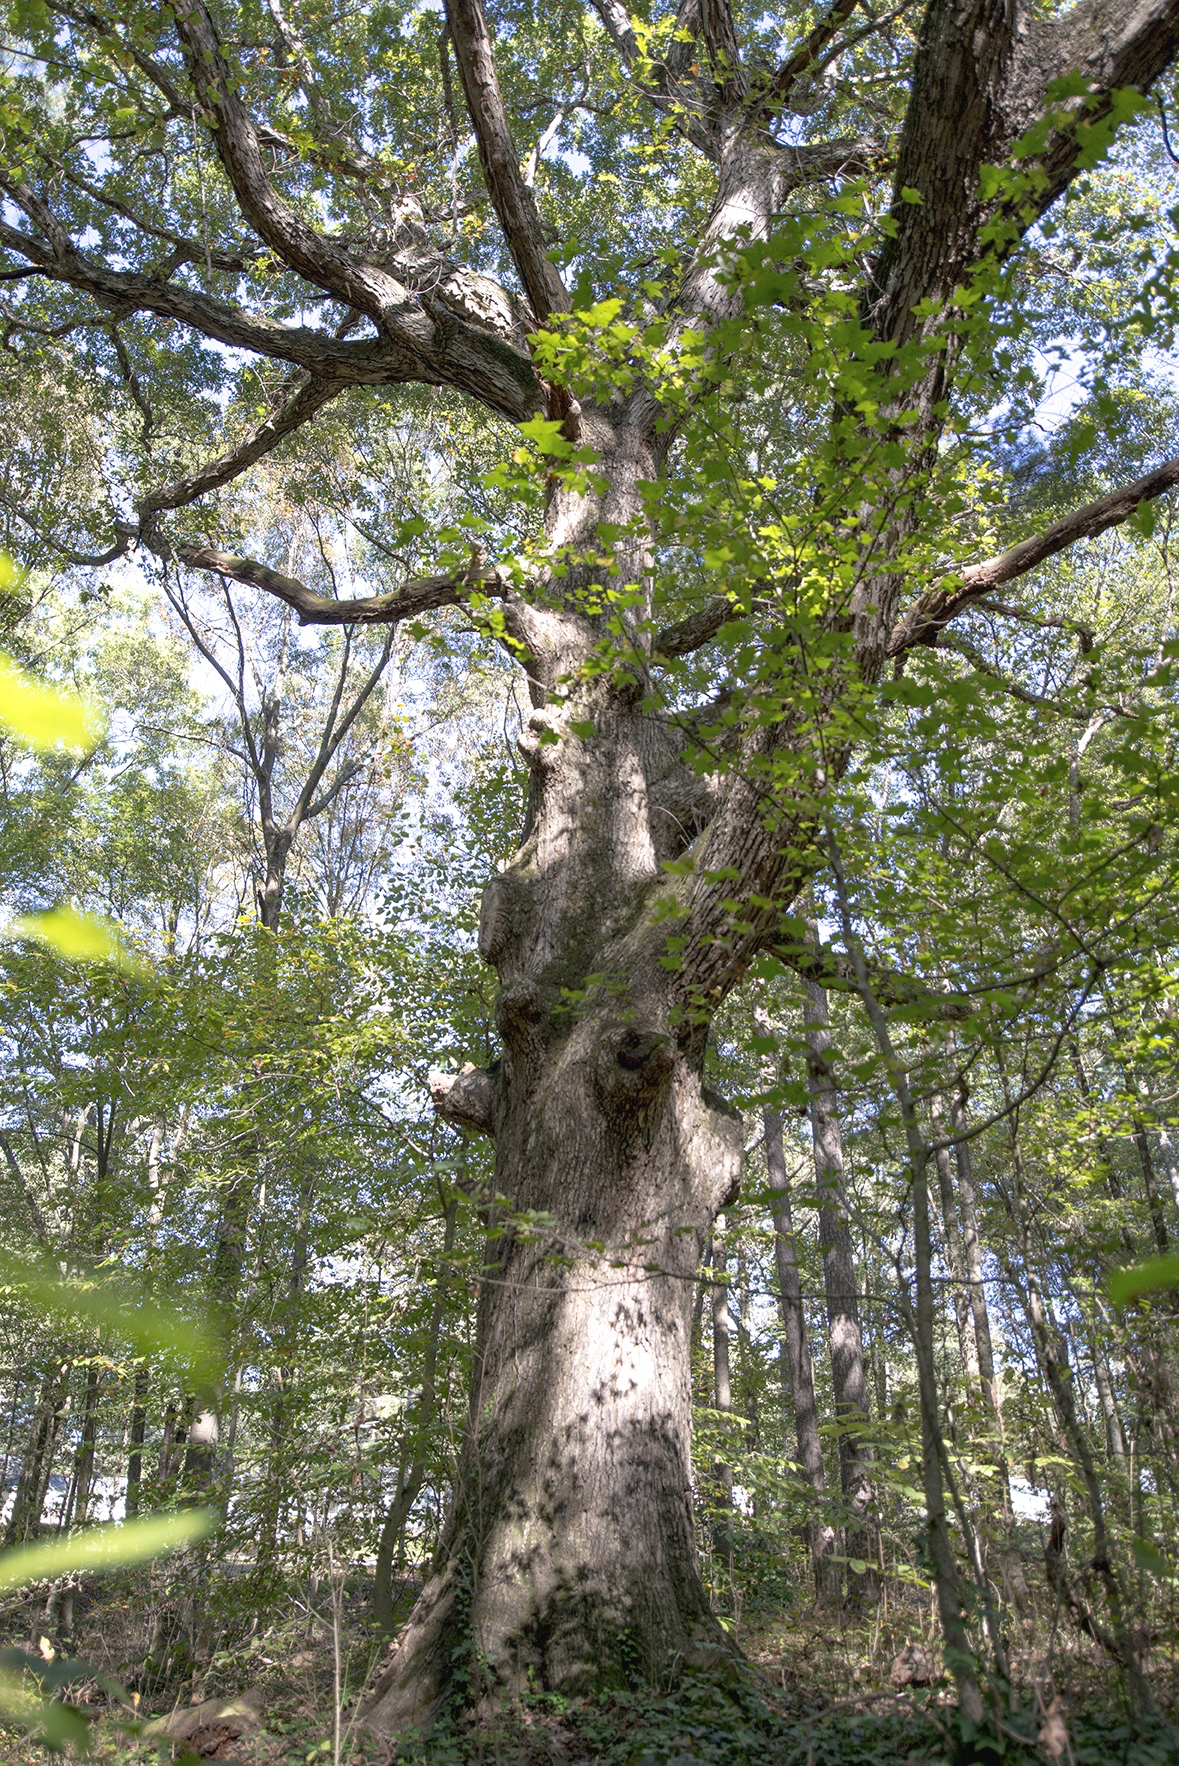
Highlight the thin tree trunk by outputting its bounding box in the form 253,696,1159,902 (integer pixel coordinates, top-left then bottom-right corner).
948,1086,1000,1419
373,1187,459,1634
930,1092,980,1390
760,1069,834,1594
158,1400,179,1486
71,1366,101,1527
1090,1330,1128,1470
735,1240,759,1444
1021,1258,1155,1715
711,1214,734,1585
257,1169,315,1582
1152,1118,1179,1217
1,1377,25,1512
824,839,990,1720
800,951,875,1596
125,1367,149,1519
999,1089,1156,1718
1132,1116,1170,1256
1069,1039,1137,1254
6,1362,67,1545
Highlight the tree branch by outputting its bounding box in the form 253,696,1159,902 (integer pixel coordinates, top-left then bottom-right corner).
869,0,1179,348
589,0,718,156
139,377,343,521
429,1062,498,1135
170,542,505,627
170,0,423,331
653,594,771,658
887,455,1179,654
934,635,1090,720
444,0,571,324
970,596,1095,647
770,935,974,1020
0,208,426,385
698,0,746,99
0,485,131,568
3,19,544,419
292,630,395,824
770,0,864,106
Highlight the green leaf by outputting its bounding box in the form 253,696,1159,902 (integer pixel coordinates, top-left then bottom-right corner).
515,416,573,459
1108,1255,1179,1305
0,1670,92,1751
578,298,623,328
0,1251,224,1385
1131,1539,1178,1581
0,1510,215,1592
4,906,144,972
0,656,101,753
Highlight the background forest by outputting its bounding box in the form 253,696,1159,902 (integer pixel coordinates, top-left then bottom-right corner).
2,0,1179,1760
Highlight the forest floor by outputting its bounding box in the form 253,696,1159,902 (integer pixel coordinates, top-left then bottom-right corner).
1,1581,1177,1765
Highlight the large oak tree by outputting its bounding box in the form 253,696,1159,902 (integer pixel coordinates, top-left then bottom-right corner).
3,0,1179,1732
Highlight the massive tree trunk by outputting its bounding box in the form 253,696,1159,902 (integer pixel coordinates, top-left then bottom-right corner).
365,1053,740,1728
363,424,743,1733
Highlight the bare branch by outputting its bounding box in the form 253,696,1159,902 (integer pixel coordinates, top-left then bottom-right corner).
887,455,1179,654
770,0,864,106
37,150,260,274
138,376,342,521
970,596,1094,647
935,635,1090,721
292,630,395,823
304,755,364,822
654,596,736,658
444,0,570,324
170,542,504,627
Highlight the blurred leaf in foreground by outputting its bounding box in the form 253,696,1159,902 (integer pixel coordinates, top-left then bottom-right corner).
4,904,146,974
0,1510,215,1592
0,1250,224,1387
1108,1254,1179,1306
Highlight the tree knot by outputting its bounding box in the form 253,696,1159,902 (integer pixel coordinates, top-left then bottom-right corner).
428,1062,499,1136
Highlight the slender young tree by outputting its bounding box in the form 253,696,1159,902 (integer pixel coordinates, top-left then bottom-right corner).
800,962,876,1590
761,1080,834,1592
